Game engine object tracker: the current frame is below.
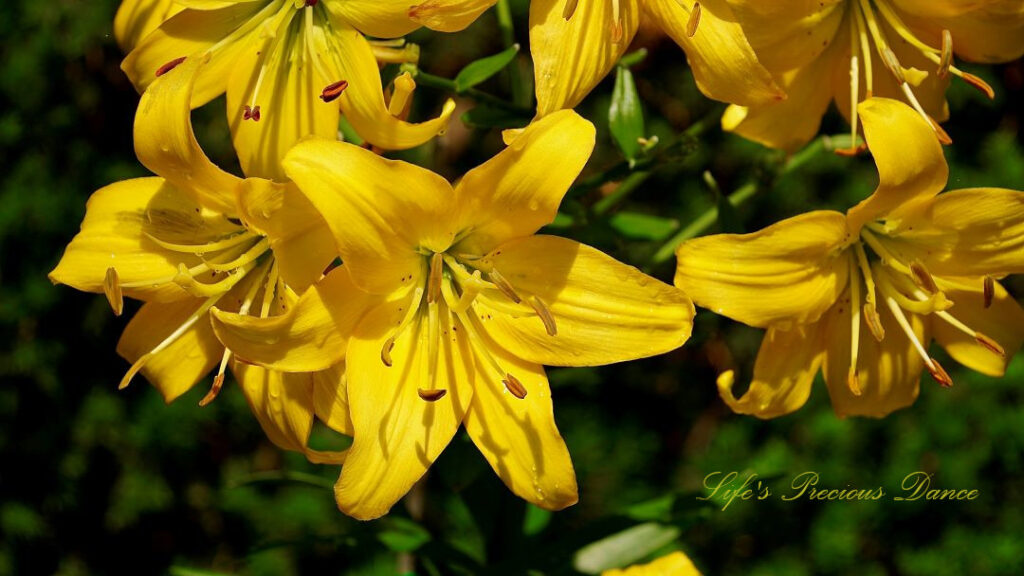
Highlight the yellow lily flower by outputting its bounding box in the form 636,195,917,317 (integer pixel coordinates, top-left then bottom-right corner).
722,0,1024,152
675,98,1024,419
409,0,783,116
120,0,457,181
50,55,347,463
602,551,702,576
210,110,695,519
115,0,182,52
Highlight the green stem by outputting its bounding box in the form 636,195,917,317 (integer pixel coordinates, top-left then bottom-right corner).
649,136,830,265
495,0,529,107
411,69,531,114
593,170,652,215
495,0,515,48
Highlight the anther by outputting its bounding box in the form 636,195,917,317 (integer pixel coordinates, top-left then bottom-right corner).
243,105,262,122
937,30,952,79
881,48,905,84
975,332,1006,358
909,261,939,294
961,72,995,100
927,116,953,145
320,80,348,103
562,0,579,20
686,3,702,38
155,57,187,77
847,368,863,396
417,388,448,402
503,374,528,399
201,348,232,407
427,252,443,304
305,0,318,6
104,267,124,316
529,296,557,336
381,337,396,367
928,358,954,388
119,352,153,390
488,270,521,304
863,303,886,342
983,276,994,309
199,373,225,407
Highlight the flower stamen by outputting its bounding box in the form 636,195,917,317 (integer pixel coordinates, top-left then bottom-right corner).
686,3,702,38
104,267,124,316
983,276,994,309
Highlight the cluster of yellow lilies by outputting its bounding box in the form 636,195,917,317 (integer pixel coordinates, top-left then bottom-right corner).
50,0,1023,524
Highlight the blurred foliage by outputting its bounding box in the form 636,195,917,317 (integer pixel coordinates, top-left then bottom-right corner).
2,1,1023,575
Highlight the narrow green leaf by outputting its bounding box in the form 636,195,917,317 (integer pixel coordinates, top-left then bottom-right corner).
573,523,681,574
461,105,531,130
522,504,552,536
705,171,744,234
454,44,520,92
608,212,679,241
609,66,645,161
377,517,432,553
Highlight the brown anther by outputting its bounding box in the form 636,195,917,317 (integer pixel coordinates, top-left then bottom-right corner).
975,332,1006,357
961,72,995,100
927,116,953,145
488,269,521,304
983,276,994,309
242,105,262,121
910,261,939,294
529,296,557,336
686,3,702,38
155,56,187,77
863,303,886,342
847,368,862,397
305,0,318,5
417,388,448,402
562,0,579,20
928,358,954,388
834,144,867,157
320,80,348,103
937,30,953,79
104,267,124,317
199,373,225,407
881,48,905,84
503,374,528,399
381,337,396,367
427,252,443,304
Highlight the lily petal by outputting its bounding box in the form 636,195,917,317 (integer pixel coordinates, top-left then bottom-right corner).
49,178,240,302
717,322,824,419
134,54,243,215
643,0,784,106
891,0,1024,63
475,235,694,367
931,276,1024,377
463,335,578,511
602,551,702,576
313,361,354,436
530,0,640,117
114,0,183,52
337,298,474,520
282,139,456,294
408,0,498,32
323,0,421,38
845,98,949,233
211,266,380,372
233,362,347,464
725,0,846,74
674,211,851,329
454,110,596,255
117,299,223,402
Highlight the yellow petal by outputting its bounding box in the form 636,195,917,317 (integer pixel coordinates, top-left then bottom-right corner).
717,323,824,419
643,0,784,106
845,98,949,233
822,293,924,418
233,362,346,465
887,188,1024,277
336,298,474,520
49,178,241,302
474,235,694,367
674,211,851,329
891,0,1024,63
121,3,267,107
931,276,1024,377
313,361,354,436
408,0,498,32
462,343,577,511
211,266,380,372
114,0,183,52
325,24,456,150
235,178,337,292
134,54,244,215
530,0,640,117
282,138,457,294
453,110,596,255
602,551,703,576
725,1,846,73
322,0,421,38
117,299,223,402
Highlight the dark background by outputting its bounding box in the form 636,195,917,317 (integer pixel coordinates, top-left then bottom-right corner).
2,1,1023,574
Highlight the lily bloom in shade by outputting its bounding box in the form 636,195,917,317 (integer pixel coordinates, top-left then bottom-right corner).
675,98,1024,419
49,56,348,462
211,110,695,520
722,0,1024,152
602,551,702,576
120,0,457,181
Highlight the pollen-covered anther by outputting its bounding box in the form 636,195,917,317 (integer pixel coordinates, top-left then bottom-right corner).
503,374,528,399
562,0,579,20
927,116,953,146
381,336,396,367
937,30,953,79
199,373,225,407
975,332,1006,358
488,269,521,304
983,276,994,309
320,80,348,103
155,56,187,77
104,267,124,316
863,303,885,342
961,72,995,100
242,105,262,122
928,358,954,388
686,3,702,38
417,388,448,402
909,261,939,294
529,296,557,336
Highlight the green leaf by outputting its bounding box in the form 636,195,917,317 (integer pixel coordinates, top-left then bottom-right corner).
609,66,644,161
573,523,681,574
705,171,744,234
377,517,432,553
608,212,679,241
461,105,531,130
522,504,552,536
454,44,520,92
